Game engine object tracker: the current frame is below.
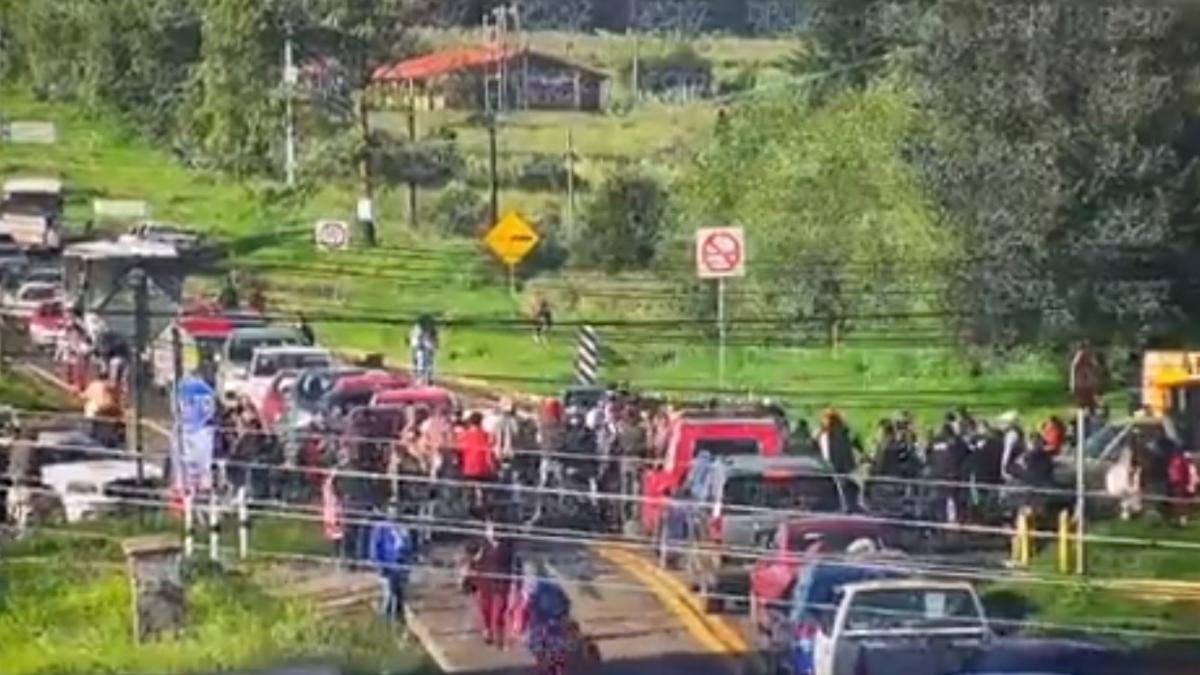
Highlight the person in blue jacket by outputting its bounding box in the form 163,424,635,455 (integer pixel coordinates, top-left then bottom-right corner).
368,505,414,623
513,561,575,675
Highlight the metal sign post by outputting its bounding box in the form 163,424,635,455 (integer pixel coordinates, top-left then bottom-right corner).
695,227,746,390
717,277,727,388
1075,407,1086,575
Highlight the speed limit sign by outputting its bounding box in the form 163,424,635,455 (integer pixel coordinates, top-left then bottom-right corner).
314,220,350,251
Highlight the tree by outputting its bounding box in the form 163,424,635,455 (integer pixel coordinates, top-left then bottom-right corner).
283,0,426,246
915,0,1200,348
798,0,930,91
670,80,948,337
576,169,668,273
188,0,281,175
2,0,201,137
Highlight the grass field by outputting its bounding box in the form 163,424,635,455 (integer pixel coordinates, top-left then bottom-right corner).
0,368,73,410
0,85,1072,434
0,518,430,675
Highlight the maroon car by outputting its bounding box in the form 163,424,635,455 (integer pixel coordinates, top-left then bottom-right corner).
747,516,890,632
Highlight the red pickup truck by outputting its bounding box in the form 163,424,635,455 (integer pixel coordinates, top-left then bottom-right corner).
639,410,785,536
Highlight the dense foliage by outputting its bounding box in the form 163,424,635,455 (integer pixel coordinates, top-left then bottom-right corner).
577,169,669,273
914,0,1200,347
670,79,946,336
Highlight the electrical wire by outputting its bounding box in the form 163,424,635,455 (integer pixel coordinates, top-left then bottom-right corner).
5,494,1199,643
7,434,1198,544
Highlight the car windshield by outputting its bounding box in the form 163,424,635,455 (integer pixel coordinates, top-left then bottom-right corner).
695,438,760,458
723,474,842,513
790,564,903,625
228,336,301,363
842,587,981,633
1083,423,1125,459
22,286,57,301
2,193,60,216
253,353,329,376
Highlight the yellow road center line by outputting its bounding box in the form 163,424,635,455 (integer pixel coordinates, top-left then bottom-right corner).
593,544,747,656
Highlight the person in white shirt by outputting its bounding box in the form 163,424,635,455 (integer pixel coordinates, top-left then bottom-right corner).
483,398,520,463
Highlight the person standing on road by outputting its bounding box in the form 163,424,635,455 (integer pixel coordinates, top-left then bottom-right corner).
368,505,414,624
471,515,516,648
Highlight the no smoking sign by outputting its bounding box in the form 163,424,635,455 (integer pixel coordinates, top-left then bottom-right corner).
695,226,746,279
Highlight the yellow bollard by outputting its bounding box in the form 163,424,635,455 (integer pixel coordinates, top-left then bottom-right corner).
1057,510,1071,574
1020,508,1031,567
1011,508,1031,568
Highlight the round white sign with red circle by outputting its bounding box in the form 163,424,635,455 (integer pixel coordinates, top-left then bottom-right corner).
695,227,746,279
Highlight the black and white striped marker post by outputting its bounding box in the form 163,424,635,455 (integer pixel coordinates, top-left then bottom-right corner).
575,324,600,385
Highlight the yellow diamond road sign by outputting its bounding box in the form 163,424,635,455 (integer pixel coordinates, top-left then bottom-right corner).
484,211,540,266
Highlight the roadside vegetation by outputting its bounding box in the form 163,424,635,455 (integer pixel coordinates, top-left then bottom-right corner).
0,369,72,410
0,518,428,675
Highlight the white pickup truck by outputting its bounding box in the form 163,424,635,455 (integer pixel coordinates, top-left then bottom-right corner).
0,177,64,252
815,579,990,675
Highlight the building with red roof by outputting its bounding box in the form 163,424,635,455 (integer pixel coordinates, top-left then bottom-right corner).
372,45,608,112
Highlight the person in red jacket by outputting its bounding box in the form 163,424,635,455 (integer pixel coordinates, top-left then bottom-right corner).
459,412,496,515
470,516,516,647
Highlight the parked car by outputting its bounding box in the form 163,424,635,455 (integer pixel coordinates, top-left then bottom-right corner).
640,409,786,536
749,516,892,631
279,366,366,433
153,312,266,389
40,459,165,523
27,300,65,349
122,221,208,257
216,326,308,399
371,385,457,411
2,280,62,322
258,369,301,429
950,637,1132,675
762,559,908,675
675,454,847,610
0,177,64,252
0,233,28,283
242,345,333,410
319,371,412,417
815,579,990,675
21,265,61,286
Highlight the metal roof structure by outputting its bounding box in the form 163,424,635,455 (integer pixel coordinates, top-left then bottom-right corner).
372,45,608,82
2,177,63,194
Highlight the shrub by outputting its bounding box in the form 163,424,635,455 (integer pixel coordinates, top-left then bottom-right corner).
429,181,488,237
574,168,666,273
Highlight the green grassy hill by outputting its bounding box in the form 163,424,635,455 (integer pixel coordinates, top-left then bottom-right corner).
0,85,1069,433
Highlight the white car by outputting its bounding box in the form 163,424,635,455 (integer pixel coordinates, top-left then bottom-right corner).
40,459,164,523
2,280,62,321
216,326,309,400
243,346,333,411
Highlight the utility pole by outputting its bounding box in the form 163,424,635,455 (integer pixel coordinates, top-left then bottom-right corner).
283,27,298,188
566,129,576,240
629,0,641,101
407,94,418,229
489,115,499,227
131,268,148,483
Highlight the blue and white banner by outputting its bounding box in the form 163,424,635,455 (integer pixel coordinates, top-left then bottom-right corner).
173,376,217,492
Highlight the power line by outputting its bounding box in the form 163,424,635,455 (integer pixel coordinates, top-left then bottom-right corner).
7,496,1199,643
